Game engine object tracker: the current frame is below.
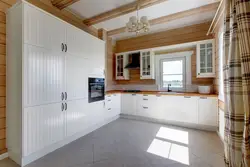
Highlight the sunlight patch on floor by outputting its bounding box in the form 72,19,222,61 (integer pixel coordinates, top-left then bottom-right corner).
147,127,190,165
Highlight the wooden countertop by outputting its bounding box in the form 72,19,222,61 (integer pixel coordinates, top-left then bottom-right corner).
106,90,218,97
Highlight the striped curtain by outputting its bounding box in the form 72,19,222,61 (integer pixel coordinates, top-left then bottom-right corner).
223,0,250,166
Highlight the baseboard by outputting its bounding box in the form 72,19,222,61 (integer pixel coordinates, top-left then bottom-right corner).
20,115,119,167
120,114,218,131
0,152,8,161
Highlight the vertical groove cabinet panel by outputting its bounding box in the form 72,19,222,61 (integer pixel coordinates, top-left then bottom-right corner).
23,44,65,107
23,3,50,49
23,102,64,156
66,54,88,101
65,99,88,137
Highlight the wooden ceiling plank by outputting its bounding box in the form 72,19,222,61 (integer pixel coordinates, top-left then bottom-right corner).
52,0,80,10
83,0,168,26
107,2,220,36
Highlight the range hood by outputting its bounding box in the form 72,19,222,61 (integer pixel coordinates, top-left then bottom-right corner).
125,52,140,69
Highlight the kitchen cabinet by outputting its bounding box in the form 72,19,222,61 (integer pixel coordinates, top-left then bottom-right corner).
105,94,121,118
116,54,129,80
136,94,156,118
23,102,64,156
198,97,218,126
140,50,155,79
7,2,107,166
196,40,215,78
121,94,137,115
66,99,88,137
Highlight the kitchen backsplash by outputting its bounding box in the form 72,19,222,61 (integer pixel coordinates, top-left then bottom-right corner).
106,84,204,93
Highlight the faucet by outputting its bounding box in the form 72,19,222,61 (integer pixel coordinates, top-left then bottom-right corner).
167,84,172,92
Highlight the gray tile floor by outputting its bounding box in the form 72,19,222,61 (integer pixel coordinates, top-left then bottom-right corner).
1,118,225,167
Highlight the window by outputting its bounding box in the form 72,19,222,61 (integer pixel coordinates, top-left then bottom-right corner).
219,33,224,101
160,58,185,89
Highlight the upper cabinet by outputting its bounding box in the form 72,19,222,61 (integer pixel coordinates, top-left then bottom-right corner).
140,50,155,79
196,40,215,78
116,54,129,80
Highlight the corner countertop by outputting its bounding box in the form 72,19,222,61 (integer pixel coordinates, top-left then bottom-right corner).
105,90,218,97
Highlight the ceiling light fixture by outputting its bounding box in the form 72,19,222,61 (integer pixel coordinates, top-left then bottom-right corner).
126,4,150,34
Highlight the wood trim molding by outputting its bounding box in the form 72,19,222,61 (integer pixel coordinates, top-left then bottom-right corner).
51,0,80,10
83,0,168,26
108,2,219,36
207,0,225,35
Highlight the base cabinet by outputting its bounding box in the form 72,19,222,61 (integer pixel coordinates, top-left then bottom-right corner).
121,94,137,115
198,97,218,126
121,93,217,127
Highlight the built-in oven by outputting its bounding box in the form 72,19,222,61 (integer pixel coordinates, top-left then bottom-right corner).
88,77,105,103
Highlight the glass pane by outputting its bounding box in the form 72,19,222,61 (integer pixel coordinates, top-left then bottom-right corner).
200,50,206,68
163,60,183,75
163,74,183,88
143,56,146,71
207,48,212,68
200,68,206,73
200,44,206,49
147,56,150,71
207,68,212,73
207,43,212,48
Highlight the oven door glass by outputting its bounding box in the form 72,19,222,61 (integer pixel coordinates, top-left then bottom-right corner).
88,78,105,103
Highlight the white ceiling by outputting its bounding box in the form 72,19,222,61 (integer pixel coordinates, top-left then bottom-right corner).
67,0,218,40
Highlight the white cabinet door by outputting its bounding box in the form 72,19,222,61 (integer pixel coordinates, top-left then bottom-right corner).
23,102,64,156
197,40,215,78
49,16,66,53
198,97,218,126
66,54,89,101
116,54,129,80
66,24,83,57
180,96,198,124
121,94,137,115
161,96,198,124
140,50,155,79
23,44,65,107
65,99,88,137
23,3,50,49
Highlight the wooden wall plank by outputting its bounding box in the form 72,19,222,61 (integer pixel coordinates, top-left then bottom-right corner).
0,1,10,13
0,128,5,139
0,118,5,129
0,54,5,65
0,11,5,23
0,44,6,55
116,22,213,53
0,107,5,118
0,139,5,150
0,0,17,6
0,23,5,34
0,97,5,107
0,65,5,75
0,33,5,44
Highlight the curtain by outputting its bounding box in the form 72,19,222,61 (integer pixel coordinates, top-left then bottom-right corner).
223,0,250,166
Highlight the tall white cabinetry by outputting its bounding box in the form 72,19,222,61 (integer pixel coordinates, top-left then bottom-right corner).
7,2,108,166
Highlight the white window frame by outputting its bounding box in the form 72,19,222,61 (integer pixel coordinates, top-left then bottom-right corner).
155,51,193,92
219,32,224,101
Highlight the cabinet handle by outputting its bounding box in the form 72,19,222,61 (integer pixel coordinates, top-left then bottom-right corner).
132,94,136,96
200,97,207,99
65,92,67,100
184,96,191,98
61,103,64,111
108,108,111,111
61,43,64,52
65,103,67,111
143,106,148,109
143,98,148,101
107,99,111,102
65,44,67,52
143,94,148,96
61,92,64,101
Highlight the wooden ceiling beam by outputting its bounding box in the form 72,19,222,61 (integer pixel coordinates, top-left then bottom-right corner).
107,2,220,36
83,0,168,26
51,0,80,10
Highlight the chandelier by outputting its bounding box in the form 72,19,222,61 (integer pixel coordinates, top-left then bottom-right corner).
126,5,150,34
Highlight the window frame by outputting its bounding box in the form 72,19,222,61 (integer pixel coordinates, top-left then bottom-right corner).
159,57,186,91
